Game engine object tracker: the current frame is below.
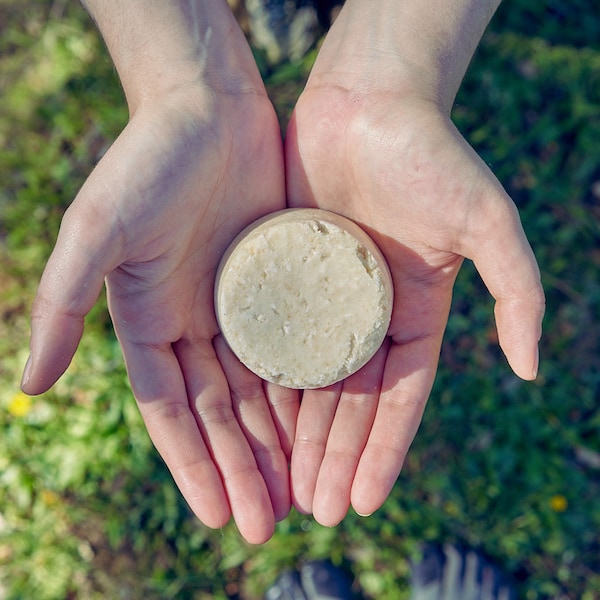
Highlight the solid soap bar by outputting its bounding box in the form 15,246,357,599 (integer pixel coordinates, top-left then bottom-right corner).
214,208,393,389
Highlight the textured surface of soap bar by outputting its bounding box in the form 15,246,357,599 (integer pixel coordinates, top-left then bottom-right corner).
215,209,393,389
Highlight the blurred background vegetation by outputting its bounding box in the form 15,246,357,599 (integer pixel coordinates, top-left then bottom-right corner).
1,1,599,598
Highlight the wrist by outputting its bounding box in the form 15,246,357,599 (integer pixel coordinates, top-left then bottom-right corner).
306,0,501,111
84,0,265,112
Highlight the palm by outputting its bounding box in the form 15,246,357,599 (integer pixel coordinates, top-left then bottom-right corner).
24,91,296,543
105,95,282,337
285,86,543,525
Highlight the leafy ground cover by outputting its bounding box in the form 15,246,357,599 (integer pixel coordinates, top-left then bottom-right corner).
1,2,599,598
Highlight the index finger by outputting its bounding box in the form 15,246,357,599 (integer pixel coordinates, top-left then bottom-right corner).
350,335,442,517
119,340,233,531
349,262,456,517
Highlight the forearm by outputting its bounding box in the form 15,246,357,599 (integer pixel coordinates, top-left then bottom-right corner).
82,0,262,111
309,0,501,110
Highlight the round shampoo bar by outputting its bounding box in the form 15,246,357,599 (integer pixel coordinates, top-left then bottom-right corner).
215,209,393,389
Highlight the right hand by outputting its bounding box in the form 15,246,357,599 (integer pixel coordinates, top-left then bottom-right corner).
22,77,297,545
283,0,545,526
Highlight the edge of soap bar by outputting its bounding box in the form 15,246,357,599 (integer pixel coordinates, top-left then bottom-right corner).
214,208,394,388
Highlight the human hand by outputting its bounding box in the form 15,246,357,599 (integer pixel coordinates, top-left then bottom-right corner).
284,0,545,526
21,1,297,544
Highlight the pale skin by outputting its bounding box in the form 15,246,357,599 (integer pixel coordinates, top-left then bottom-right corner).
21,0,299,545
286,0,545,525
21,0,545,540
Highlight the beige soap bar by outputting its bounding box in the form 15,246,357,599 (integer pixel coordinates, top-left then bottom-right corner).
215,209,393,389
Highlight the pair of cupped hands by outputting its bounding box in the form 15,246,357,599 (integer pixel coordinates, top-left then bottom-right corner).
20,14,544,545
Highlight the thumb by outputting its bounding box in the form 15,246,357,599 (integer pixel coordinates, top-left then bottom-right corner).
464,191,545,380
21,202,122,395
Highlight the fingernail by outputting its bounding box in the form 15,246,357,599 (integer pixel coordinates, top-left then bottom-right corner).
355,510,373,518
532,345,539,380
20,355,32,390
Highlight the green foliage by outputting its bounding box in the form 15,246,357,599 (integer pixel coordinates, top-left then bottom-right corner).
1,1,599,599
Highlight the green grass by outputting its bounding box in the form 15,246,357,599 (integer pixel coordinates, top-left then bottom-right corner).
1,2,599,598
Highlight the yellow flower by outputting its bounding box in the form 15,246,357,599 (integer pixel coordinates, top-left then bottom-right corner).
40,489,60,507
0,544,13,563
550,494,568,513
443,501,461,517
7,391,32,417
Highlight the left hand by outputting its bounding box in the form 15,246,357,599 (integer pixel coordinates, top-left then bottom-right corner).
285,83,544,526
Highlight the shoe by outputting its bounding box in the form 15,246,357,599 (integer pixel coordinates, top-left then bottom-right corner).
243,0,320,64
265,569,308,600
410,544,518,600
266,559,354,600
